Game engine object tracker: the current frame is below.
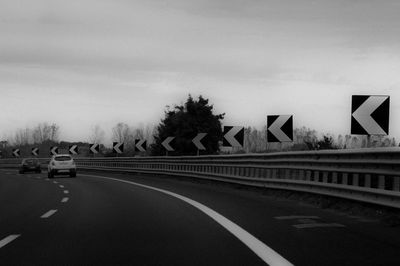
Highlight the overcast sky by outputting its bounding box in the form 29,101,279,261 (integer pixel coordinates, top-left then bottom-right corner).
1,0,400,143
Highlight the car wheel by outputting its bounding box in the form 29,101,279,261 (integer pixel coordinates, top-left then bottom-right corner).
19,170,24,174
70,171,76,178
48,171,53,179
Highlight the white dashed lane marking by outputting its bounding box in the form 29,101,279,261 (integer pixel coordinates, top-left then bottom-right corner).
59,185,64,188
53,181,58,184
0,235,20,249
61,197,69,203
41,210,58,218
63,190,69,194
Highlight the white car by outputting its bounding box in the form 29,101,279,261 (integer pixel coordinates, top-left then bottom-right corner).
48,154,77,178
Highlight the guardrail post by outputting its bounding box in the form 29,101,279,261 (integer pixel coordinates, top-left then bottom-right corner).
313,171,319,182
394,177,400,191
323,172,328,183
378,175,385,190
353,173,359,187
299,170,305,180
332,172,338,184
306,170,311,181
272,169,277,178
342,173,348,185
365,174,371,188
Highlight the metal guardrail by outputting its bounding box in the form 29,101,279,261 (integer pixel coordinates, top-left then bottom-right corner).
1,147,400,208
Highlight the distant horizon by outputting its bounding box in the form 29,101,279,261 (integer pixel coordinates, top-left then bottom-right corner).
2,1,400,143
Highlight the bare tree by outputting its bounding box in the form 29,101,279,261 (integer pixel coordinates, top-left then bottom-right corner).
32,122,60,143
112,122,130,143
14,128,31,146
88,124,105,144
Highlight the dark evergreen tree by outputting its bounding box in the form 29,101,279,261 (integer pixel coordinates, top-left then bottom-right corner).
151,95,224,156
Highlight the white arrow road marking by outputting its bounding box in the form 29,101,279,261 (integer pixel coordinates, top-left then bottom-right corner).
192,133,207,150
161,137,175,151
268,116,292,142
224,127,243,147
81,174,293,266
274,216,319,220
0,235,20,249
61,197,69,203
293,223,345,229
352,96,387,135
41,209,57,218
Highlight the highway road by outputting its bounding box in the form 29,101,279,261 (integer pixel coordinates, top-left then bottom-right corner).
0,169,399,265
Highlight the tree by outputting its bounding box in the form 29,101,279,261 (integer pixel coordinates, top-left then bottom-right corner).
112,122,130,143
88,124,105,144
32,122,60,144
151,95,224,156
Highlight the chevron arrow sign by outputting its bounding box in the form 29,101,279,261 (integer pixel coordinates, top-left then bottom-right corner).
351,95,390,135
161,137,175,151
223,126,244,148
135,139,147,152
69,145,79,155
31,147,39,156
192,133,207,150
267,115,293,142
89,143,100,154
113,142,124,154
12,149,20,158
50,146,58,156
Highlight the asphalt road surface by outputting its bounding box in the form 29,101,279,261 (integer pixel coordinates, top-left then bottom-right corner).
0,169,399,265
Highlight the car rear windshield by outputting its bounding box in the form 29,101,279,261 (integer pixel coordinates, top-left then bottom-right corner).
55,156,72,161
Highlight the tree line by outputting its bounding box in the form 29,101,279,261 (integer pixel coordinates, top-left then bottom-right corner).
1,95,398,158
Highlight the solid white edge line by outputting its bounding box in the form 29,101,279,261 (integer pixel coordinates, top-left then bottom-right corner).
41,209,57,218
81,174,293,266
0,234,20,248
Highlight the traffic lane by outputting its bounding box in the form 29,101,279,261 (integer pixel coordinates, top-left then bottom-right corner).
0,170,64,233
80,171,400,266
3,173,267,266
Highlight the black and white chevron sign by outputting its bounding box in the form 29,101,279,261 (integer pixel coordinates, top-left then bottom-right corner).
192,133,207,150
223,126,244,148
351,95,390,135
50,146,58,156
69,145,79,155
113,142,124,154
12,149,20,158
161,137,175,152
31,147,39,156
267,115,293,142
134,139,147,152
89,143,100,154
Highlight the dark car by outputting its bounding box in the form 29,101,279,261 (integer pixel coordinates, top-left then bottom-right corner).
19,158,41,174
